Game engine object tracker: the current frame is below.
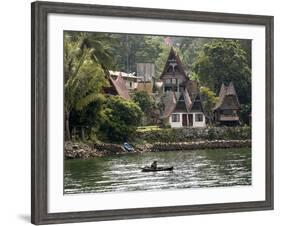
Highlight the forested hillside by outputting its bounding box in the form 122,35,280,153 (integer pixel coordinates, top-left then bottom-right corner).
64,31,252,141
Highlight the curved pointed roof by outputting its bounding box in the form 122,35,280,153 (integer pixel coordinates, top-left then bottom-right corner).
213,82,240,110
160,47,188,79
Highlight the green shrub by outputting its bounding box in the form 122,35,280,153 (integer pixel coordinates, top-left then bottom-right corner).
134,126,251,143
207,127,216,140
100,96,143,142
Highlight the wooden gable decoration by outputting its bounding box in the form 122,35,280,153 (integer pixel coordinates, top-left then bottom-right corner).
160,47,188,81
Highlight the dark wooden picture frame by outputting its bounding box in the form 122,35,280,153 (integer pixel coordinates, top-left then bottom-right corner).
31,1,274,225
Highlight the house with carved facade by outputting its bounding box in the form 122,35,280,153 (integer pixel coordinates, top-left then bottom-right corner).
160,48,206,128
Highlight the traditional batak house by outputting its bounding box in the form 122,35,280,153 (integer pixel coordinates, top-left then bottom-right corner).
160,48,187,93
160,48,206,128
213,82,240,126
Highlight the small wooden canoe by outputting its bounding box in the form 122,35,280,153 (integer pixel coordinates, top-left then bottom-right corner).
141,166,174,172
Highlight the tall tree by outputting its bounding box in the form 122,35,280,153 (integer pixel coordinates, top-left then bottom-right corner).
193,40,251,104
154,41,174,78
179,37,210,76
132,91,157,125
64,32,114,140
109,34,164,73
199,86,218,124
132,91,153,114
69,94,106,141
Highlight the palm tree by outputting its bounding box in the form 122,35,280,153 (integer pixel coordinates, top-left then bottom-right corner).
64,32,115,140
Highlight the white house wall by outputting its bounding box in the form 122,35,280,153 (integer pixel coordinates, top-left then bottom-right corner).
124,80,138,90
169,112,206,128
169,112,185,128
192,112,206,128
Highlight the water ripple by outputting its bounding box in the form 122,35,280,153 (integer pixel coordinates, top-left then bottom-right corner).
64,148,252,194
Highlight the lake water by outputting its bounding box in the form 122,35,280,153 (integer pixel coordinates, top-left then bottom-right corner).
64,148,251,194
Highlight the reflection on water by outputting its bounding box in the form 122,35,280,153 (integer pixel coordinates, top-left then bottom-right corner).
64,148,251,194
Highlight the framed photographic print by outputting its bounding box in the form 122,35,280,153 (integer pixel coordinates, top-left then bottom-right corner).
31,1,274,225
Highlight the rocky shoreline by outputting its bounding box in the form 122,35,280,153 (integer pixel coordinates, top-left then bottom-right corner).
64,140,251,159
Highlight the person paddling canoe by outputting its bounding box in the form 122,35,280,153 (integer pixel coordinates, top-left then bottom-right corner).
151,161,158,170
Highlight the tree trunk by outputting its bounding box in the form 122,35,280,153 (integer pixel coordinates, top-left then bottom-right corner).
81,127,85,141
65,111,71,141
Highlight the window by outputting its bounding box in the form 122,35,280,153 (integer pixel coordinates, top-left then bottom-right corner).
167,66,173,72
195,114,203,122
164,87,172,92
174,65,179,72
172,78,177,84
165,79,171,84
179,86,184,92
172,114,180,122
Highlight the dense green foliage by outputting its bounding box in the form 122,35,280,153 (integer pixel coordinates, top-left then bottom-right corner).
193,40,252,124
69,95,106,141
100,96,143,142
199,86,219,124
64,32,112,140
194,40,251,104
135,126,251,143
64,32,147,142
132,91,162,126
64,31,252,142
109,34,164,74
132,91,153,114
240,103,252,125
179,37,210,75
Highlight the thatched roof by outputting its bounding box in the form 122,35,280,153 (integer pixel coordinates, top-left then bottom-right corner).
160,88,193,119
213,82,240,110
182,88,193,111
160,91,177,119
108,73,130,100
